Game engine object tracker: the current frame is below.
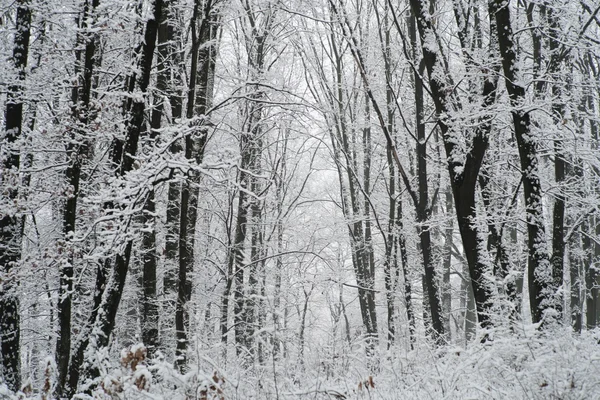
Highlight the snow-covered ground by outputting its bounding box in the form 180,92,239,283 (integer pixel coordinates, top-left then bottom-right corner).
4,325,598,399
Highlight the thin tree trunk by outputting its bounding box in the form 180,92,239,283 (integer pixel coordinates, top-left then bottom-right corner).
493,0,551,324
361,89,378,350
308,9,379,345
162,0,184,348
442,190,453,334
396,199,415,347
78,0,163,390
464,266,477,343
405,6,444,343
140,190,159,355
175,0,217,370
272,141,286,357
246,151,264,357
326,3,379,344
570,235,583,332
140,0,185,359
231,6,272,356
56,0,100,393
64,263,106,398
585,219,597,329
377,0,397,348
298,286,312,366
0,0,31,391
231,161,251,354
400,0,499,337
383,145,397,346
593,220,600,327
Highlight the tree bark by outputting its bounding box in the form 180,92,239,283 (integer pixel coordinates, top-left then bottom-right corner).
0,0,31,391
77,0,163,390
406,0,498,334
175,0,217,370
493,0,551,324
140,190,159,356
409,10,445,341
442,190,453,333
139,0,185,359
56,0,100,393
161,0,185,348
396,199,415,347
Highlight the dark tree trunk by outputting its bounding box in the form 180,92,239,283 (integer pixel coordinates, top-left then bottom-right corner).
583,221,596,329
140,190,159,356
406,0,498,335
396,199,416,347
408,11,445,342
442,190,453,332
229,6,273,357
383,147,397,347
245,144,264,356
462,264,477,343
272,138,287,357
587,76,600,327
77,0,163,390
533,4,567,318
377,0,398,348
592,220,600,327
326,1,384,346
361,91,378,348
161,0,184,344
479,170,517,315
175,0,217,370
0,0,31,391
570,235,583,332
56,0,100,394
231,167,250,353
139,0,184,359
493,0,551,324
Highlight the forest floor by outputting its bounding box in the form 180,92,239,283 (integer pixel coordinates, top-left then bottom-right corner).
2,325,599,399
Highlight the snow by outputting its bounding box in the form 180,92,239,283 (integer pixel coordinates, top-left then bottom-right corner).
2,327,598,399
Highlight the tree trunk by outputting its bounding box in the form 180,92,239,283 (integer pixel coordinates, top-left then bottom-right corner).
442,190,453,333
479,170,517,319
408,10,445,342
396,199,415,347
245,148,264,357
309,7,380,346
570,236,583,332
64,263,106,398
272,137,287,357
0,0,31,391
161,0,185,350
361,89,378,349
56,0,100,393
383,144,397,347
230,6,272,357
406,0,500,337
77,0,163,390
493,0,551,324
140,190,159,356
464,266,477,343
378,0,398,348
175,0,217,370
140,0,186,359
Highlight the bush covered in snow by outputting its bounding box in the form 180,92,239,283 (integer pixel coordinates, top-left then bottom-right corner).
2,326,599,399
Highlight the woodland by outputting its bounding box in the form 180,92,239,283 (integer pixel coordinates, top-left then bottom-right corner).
1,0,600,398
